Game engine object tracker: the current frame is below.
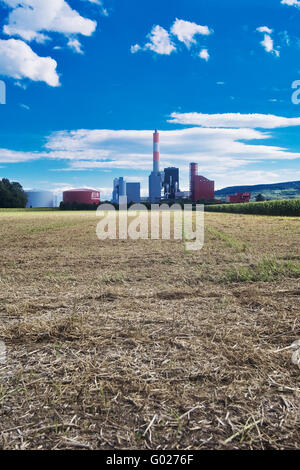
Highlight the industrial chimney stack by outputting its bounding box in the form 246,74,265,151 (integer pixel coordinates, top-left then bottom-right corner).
149,129,163,202
153,129,160,174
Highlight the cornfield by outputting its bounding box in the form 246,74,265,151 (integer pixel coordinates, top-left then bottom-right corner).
205,198,300,216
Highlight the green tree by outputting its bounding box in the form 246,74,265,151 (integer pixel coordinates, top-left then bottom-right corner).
0,178,28,208
255,194,265,202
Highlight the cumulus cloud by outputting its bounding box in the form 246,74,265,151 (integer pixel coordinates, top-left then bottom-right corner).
67,38,83,54
261,34,279,56
170,18,212,48
0,38,60,86
256,26,279,56
2,0,97,42
257,26,273,34
199,48,210,61
0,0,104,85
131,18,212,60
130,44,141,54
281,0,300,7
145,25,176,55
168,112,300,129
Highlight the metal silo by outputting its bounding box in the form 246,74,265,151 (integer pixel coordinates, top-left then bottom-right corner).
26,190,54,208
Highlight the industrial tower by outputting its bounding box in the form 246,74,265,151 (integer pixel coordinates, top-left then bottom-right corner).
149,129,162,203
190,163,215,203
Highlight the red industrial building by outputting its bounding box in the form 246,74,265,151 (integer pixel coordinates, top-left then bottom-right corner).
63,188,101,205
226,193,251,203
190,163,215,202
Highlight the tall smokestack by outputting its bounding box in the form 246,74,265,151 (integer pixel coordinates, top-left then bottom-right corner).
190,162,198,202
153,129,160,174
149,129,162,202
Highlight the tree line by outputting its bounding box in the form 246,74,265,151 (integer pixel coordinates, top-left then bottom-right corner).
0,179,27,208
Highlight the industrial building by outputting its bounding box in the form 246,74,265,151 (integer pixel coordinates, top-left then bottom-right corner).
126,183,141,204
163,167,179,200
226,193,251,203
190,163,215,203
63,188,101,205
112,177,126,203
26,190,54,208
112,177,140,203
149,130,163,203
175,190,191,200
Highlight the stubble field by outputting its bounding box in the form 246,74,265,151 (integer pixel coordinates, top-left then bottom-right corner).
0,210,299,450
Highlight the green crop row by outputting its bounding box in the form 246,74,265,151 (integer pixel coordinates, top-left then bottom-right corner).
205,198,300,216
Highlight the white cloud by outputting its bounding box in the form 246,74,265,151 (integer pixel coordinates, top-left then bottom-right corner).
199,48,209,61
170,18,212,48
261,34,279,56
0,39,60,86
256,26,273,34
2,124,300,194
130,44,141,54
168,113,300,129
256,27,279,56
42,126,300,172
2,0,97,42
67,38,83,54
0,0,104,85
131,18,213,58
145,25,176,55
281,0,300,7
0,147,47,163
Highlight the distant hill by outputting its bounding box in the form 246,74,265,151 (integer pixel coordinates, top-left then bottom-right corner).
215,181,300,201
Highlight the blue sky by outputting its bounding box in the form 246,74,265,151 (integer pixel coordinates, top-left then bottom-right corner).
1,0,300,199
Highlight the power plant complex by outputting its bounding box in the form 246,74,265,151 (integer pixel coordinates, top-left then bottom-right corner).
112,130,215,205
25,129,252,208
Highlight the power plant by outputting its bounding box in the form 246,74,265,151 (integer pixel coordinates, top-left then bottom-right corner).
39,130,219,207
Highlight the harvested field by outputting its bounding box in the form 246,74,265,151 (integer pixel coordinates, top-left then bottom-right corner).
0,210,299,450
